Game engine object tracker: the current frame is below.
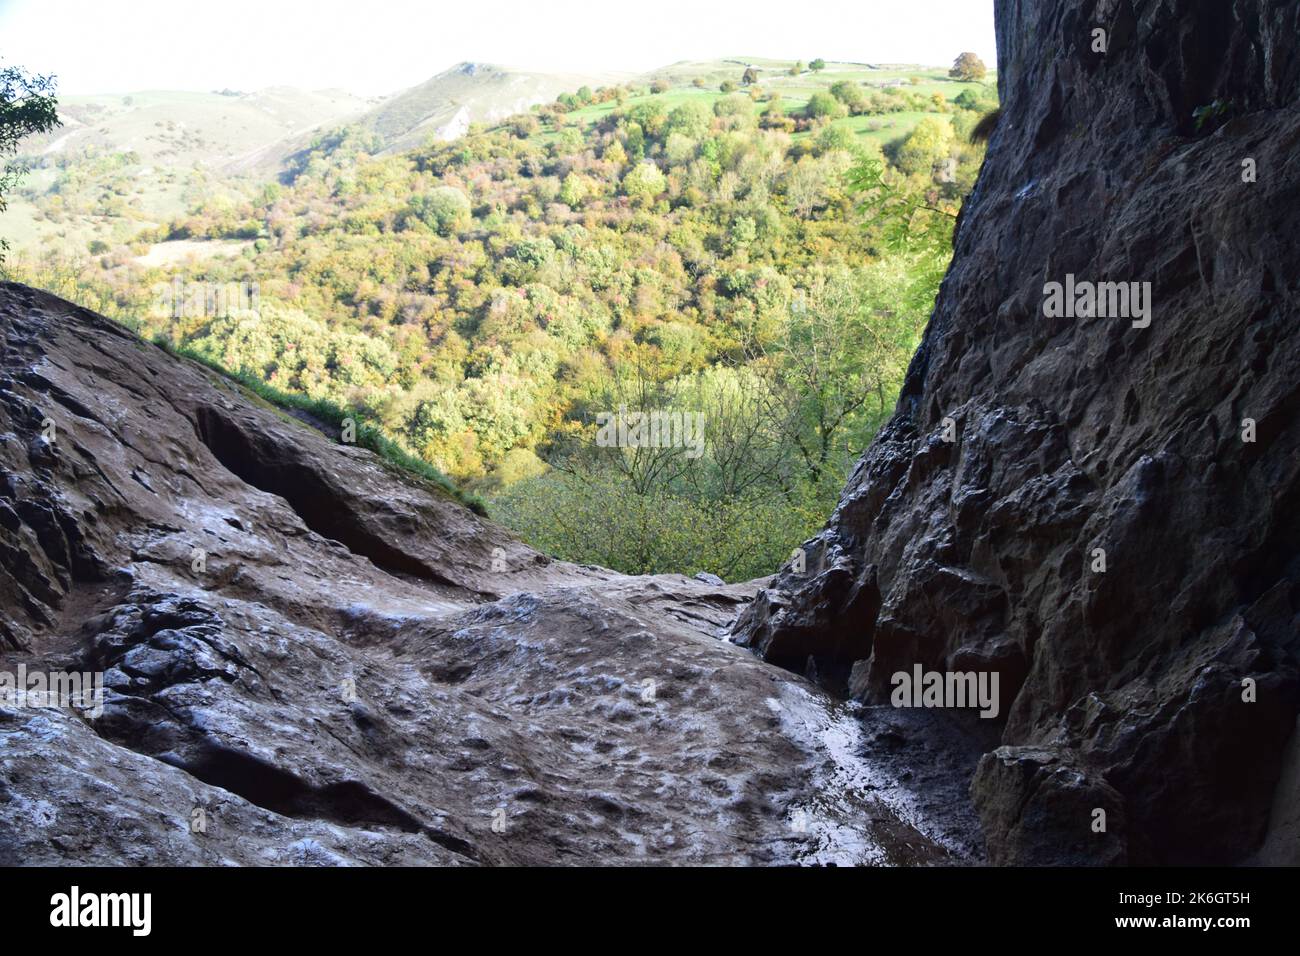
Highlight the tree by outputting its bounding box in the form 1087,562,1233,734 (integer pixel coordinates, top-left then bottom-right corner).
626,100,667,137
665,101,711,139
742,67,759,86
805,91,844,120
1,62,60,262
664,132,697,166
846,150,958,254
954,88,996,112
407,186,471,235
789,61,805,76
497,353,818,580
558,171,588,208
892,116,955,176
623,122,646,161
949,52,988,82
621,161,666,202
764,271,881,486
829,80,866,113
603,138,628,167
509,114,540,138
760,96,794,132
809,58,826,72
714,94,753,119
815,122,857,155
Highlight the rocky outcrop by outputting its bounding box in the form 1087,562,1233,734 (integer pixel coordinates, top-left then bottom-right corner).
0,283,979,865
734,0,1300,864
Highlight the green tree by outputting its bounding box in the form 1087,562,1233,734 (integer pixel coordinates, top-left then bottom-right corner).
815,122,857,155
407,185,471,235
953,88,996,112
624,122,646,161
846,149,957,253
665,101,711,139
558,171,588,208
1,62,60,262
805,91,844,120
727,214,757,253
949,52,988,82
604,138,628,167
892,116,955,176
664,132,697,166
829,80,866,113
714,94,753,119
809,58,826,72
750,265,935,491
621,161,666,202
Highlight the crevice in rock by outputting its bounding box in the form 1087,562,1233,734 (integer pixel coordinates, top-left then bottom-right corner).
191,405,460,589
135,734,479,861
176,745,478,860
185,745,401,824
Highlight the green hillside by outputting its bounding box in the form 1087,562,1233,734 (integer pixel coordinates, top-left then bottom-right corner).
357,61,631,154
5,57,997,578
5,86,374,251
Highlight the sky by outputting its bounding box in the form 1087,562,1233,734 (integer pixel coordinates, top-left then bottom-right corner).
0,0,996,97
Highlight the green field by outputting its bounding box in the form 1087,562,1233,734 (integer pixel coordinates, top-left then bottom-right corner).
542,61,991,152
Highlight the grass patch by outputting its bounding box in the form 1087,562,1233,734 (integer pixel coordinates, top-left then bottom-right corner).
843,110,946,145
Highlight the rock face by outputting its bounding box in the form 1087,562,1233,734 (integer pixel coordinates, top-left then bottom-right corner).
0,283,978,866
734,0,1300,864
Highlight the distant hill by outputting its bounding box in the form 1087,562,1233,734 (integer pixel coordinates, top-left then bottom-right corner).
4,87,377,251
26,87,375,171
355,62,629,154
229,63,626,178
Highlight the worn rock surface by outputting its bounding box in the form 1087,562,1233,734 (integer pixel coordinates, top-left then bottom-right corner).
0,283,979,865
734,0,1300,864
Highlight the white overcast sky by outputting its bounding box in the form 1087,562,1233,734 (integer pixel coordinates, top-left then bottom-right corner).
0,0,996,96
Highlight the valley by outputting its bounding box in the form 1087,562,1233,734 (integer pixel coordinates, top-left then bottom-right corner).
5,54,996,582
